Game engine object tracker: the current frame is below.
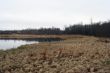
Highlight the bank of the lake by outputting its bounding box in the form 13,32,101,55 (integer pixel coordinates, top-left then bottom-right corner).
0,34,82,40
0,35,110,73
0,38,63,50
0,34,64,50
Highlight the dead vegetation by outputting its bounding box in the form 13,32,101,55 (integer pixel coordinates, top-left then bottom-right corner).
97,38,110,43
0,36,110,73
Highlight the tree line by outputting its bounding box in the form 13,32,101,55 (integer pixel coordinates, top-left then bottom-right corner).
0,21,110,37
64,21,110,37
0,28,62,35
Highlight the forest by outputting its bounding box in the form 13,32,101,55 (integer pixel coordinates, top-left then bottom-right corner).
0,21,110,37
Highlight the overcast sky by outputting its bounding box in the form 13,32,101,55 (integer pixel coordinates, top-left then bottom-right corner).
0,0,110,30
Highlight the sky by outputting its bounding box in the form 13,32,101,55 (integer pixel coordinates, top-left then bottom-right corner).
0,0,110,30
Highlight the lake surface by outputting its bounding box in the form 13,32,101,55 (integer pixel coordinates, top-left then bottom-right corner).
0,38,62,50
0,39,38,50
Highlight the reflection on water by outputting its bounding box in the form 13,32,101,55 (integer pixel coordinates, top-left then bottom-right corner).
0,38,62,50
0,40,38,50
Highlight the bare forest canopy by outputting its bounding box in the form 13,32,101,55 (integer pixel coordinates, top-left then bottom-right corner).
0,21,110,37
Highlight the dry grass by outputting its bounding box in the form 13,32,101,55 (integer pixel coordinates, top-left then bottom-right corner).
0,35,110,73
0,34,84,40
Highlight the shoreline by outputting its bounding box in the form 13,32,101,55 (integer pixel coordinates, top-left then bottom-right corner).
0,35,110,73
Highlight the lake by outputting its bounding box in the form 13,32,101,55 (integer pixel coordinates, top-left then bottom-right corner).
0,38,62,50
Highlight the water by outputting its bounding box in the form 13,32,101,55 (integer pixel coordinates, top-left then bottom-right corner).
0,39,38,50
0,38,62,50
